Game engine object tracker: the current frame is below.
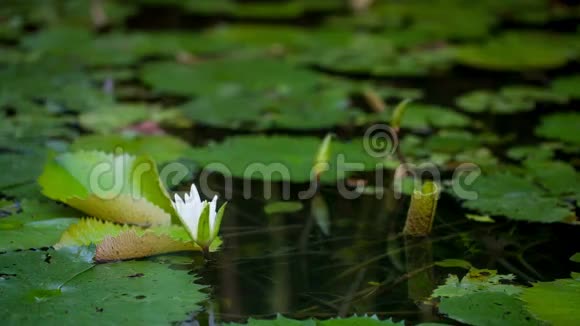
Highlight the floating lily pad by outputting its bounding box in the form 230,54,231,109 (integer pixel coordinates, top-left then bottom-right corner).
295,30,454,76
179,0,343,18
456,31,578,70
141,58,321,97
536,112,580,145
451,172,575,223
439,292,543,326
399,132,498,170
0,200,80,251
71,134,191,165
1,101,78,153
186,135,384,184
400,104,471,129
229,314,404,325
551,75,580,99
524,159,580,201
38,151,175,226
54,218,219,261
456,85,569,114
79,104,190,134
0,246,207,324
23,0,135,27
432,268,521,298
264,201,304,215
0,59,112,111
203,24,309,54
373,2,497,41
179,86,357,130
432,268,542,325
506,144,557,162
23,27,228,66
521,277,580,326
0,150,48,199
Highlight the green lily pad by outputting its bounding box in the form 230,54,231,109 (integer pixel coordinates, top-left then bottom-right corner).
431,266,542,325
520,277,580,326
400,104,471,129
178,0,343,18
1,101,78,153
38,151,175,226
0,151,44,188
229,314,404,325
264,201,304,215
399,132,498,170
524,159,580,200
71,134,191,165
179,85,358,130
432,268,521,298
439,292,544,326
372,2,497,41
506,144,557,162
186,135,384,183
18,0,135,27
23,27,228,66
451,172,575,223
0,246,207,324
0,200,80,251
141,58,321,97
54,218,219,262
79,103,190,134
536,112,580,145
456,85,569,114
295,30,454,76
0,59,111,111
456,31,578,71
551,75,580,99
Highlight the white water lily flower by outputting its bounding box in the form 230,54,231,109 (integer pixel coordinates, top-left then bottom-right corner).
172,184,226,251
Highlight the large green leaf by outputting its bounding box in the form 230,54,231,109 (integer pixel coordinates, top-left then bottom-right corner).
177,0,343,18
0,59,111,111
535,112,580,145
431,268,521,298
295,29,454,76
0,151,48,199
456,31,578,70
400,104,471,129
451,172,575,223
78,104,190,134
551,75,580,99
439,292,544,326
178,86,360,130
54,218,219,262
141,58,321,97
0,247,207,324
456,86,568,114
520,277,580,326
70,134,192,165
0,200,80,251
38,151,174,226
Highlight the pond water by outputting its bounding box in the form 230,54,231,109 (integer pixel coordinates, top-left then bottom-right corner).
196,178,578,323
1,1,580,325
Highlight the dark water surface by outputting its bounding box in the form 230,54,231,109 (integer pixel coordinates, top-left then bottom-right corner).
183,178,578,324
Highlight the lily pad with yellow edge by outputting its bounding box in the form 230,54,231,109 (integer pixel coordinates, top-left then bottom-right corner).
38,151,175,226
55,218,221,262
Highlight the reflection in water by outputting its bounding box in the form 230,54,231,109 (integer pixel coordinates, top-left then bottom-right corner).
193,178,578,324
